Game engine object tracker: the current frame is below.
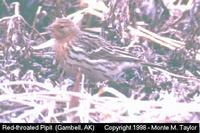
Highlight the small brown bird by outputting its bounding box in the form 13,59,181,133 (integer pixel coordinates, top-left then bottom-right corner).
48,18,158,82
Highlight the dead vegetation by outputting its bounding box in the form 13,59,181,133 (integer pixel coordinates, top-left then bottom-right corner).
0,0,200,123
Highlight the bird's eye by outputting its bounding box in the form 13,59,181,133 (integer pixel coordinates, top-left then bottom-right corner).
59,26,65,29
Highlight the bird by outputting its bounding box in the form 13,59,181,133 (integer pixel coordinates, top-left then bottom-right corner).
47,18,161,83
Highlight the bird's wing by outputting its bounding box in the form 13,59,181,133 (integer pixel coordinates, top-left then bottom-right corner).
76,32,141,62
89,45,141,62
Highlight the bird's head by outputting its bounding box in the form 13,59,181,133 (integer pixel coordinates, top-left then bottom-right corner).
48,18,80,40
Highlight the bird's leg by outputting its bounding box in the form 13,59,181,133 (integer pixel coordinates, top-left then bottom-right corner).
67,68,82,122
57,67,65,81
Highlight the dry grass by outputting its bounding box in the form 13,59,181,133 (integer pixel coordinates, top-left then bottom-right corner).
0,0,200,123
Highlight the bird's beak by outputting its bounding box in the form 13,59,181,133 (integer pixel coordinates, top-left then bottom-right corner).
44,25,53,32
45,18,60,31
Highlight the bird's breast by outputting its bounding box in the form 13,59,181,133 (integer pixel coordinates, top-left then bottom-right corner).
55,41,68,65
